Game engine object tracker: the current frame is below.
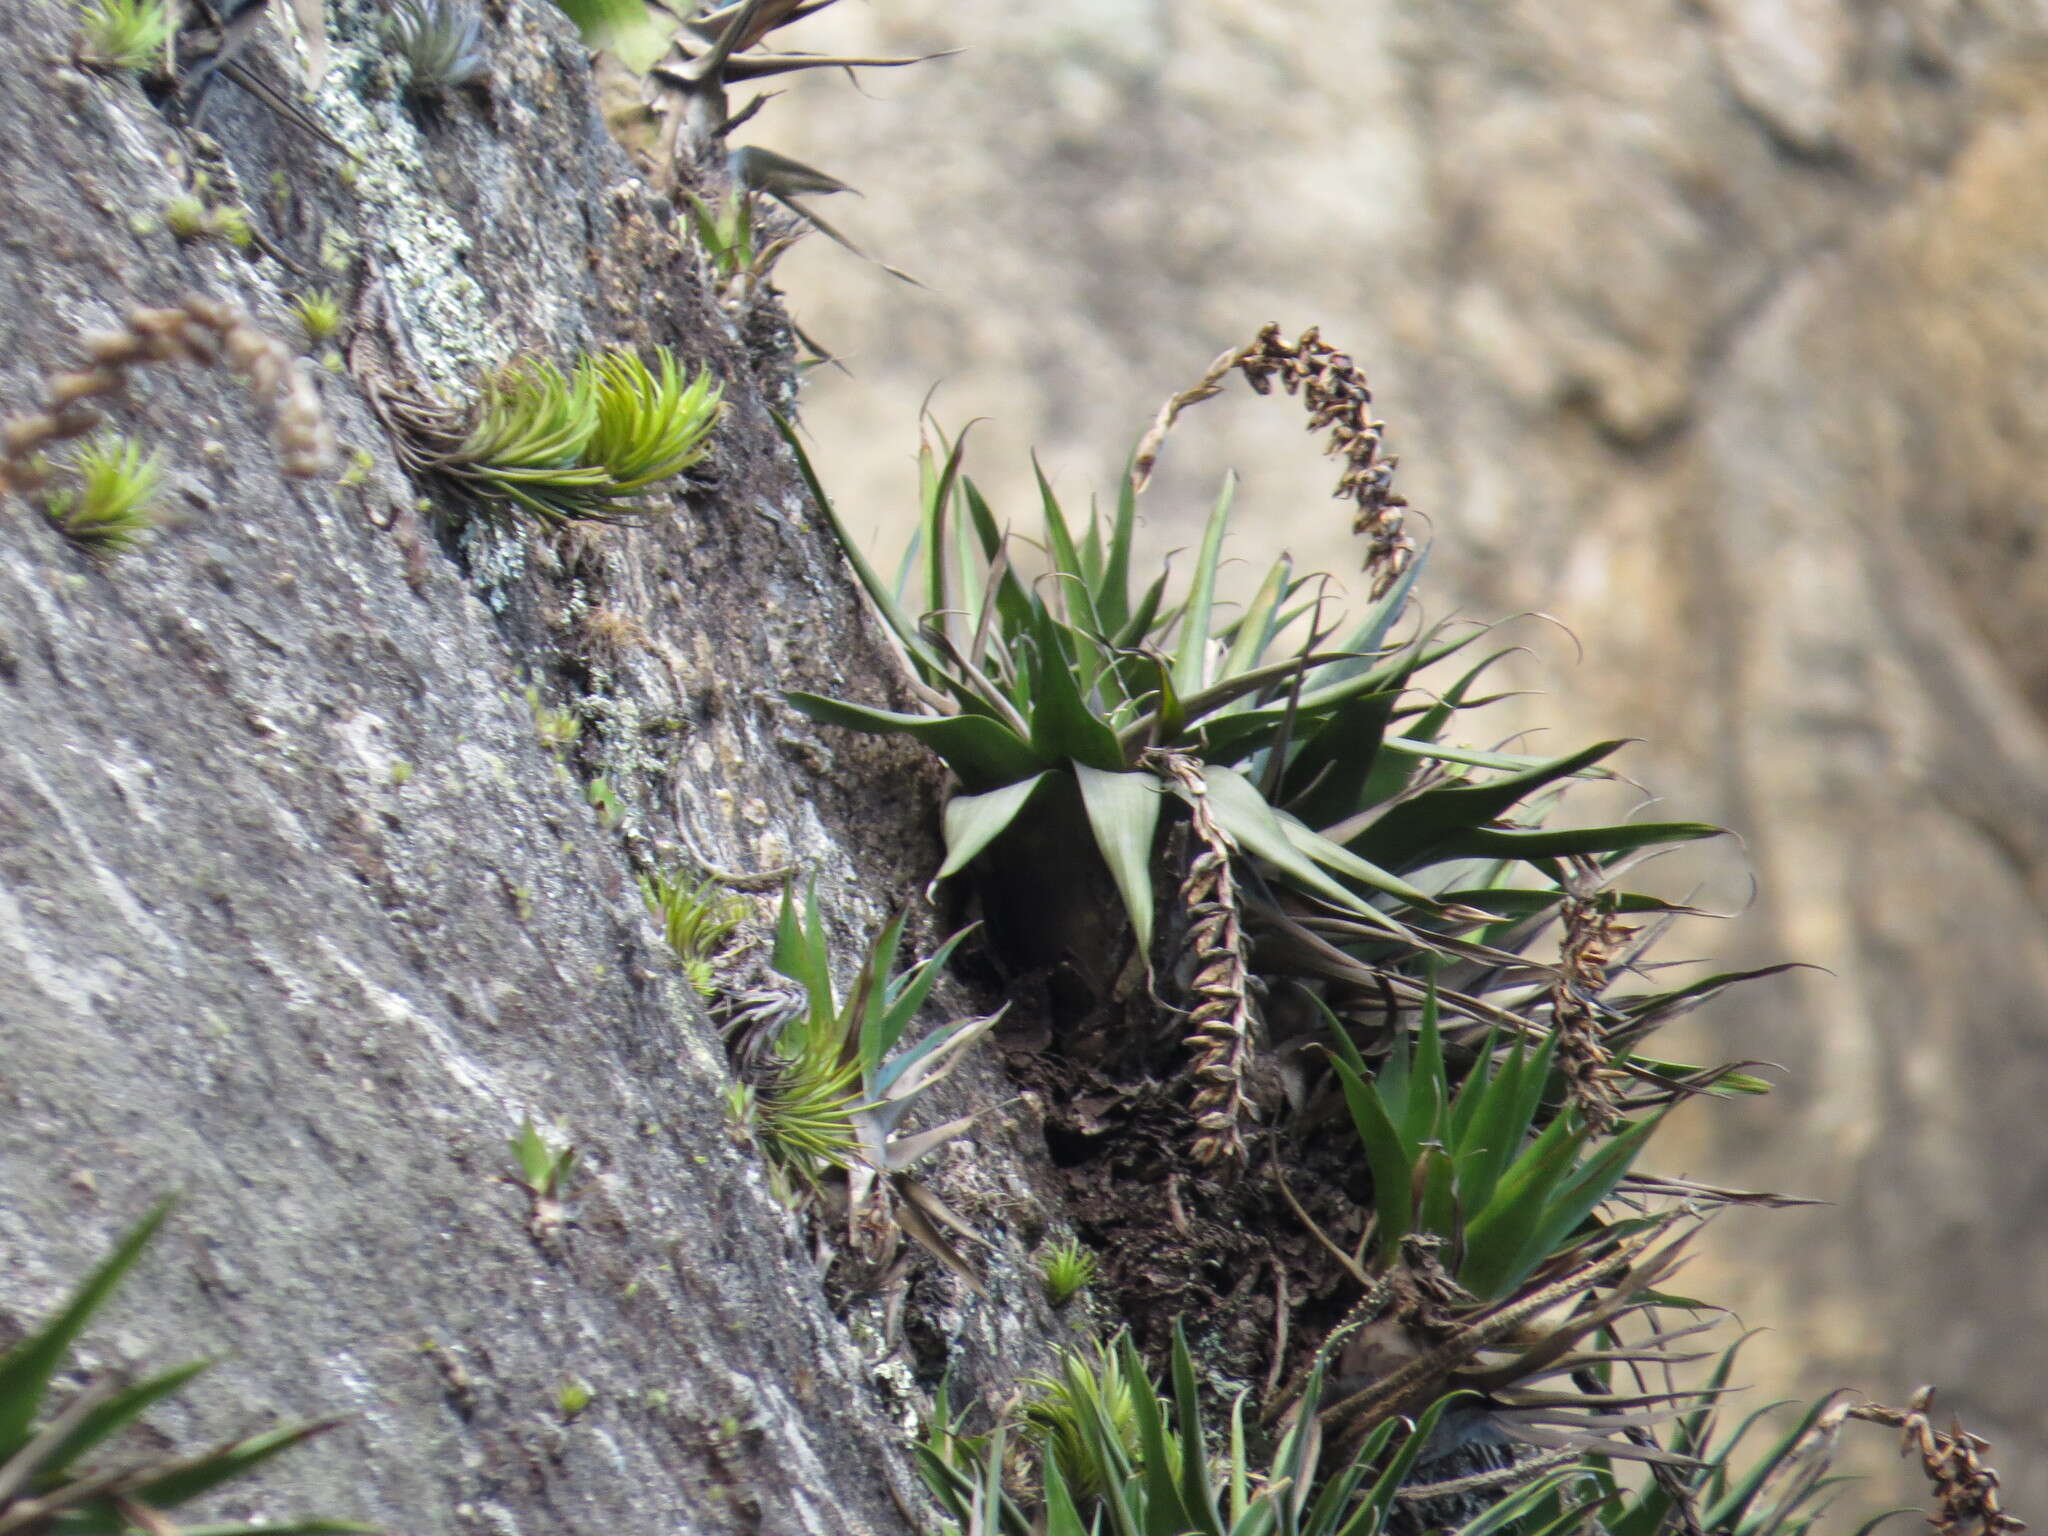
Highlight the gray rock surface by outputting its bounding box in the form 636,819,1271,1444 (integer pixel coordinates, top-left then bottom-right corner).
0,4,1075,1532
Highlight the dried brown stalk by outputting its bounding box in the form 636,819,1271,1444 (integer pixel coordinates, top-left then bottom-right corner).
1131,322,1414,596
1848,1389,2026,1536
0,296,334,496
1148,749,1260,1165
1549,854,1631,1132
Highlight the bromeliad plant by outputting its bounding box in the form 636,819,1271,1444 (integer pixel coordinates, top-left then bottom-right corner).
506,1116,579,1244
726,885,1001,1285
40,434,166,558
921,1327,1595,1536
73,0,175,73
639,869,748,996
632,1,953,182
1315,987,1660,1303
1036,1238,1098,1309
0,1201,368,1536
778,386,1762,1166
381,347,722,528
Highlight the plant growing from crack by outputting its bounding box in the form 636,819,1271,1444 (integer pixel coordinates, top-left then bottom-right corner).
525,685,582,755
772,329,2028,1536
162,191,251,250
378,347,721,528
73,0,174,73
1036,1238,1096,1309
291,290,344,348
506,1116,579,1245
626,1,953,179
719,884,999,1288
925,1328,1579,1536
639,869,748,996
384,0,488,97
778,375,1759,1170
39,434,165,558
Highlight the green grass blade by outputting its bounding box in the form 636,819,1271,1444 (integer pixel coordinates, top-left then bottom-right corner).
771,410,948,683
1214,556,1292,708
1171,473,1237,699
0,1199,173,1454
39,1358,212,1475
131,1421,343,1510
1098,457,1139,633
1170,1326,1225,1536
1461,1114,1595,1298
1517,1111,1665,1275
1329,1052,1417,1262
1034,457,1105,640
1450,1035,1537,1218
1402,980,1447,1150
783,692,1045,790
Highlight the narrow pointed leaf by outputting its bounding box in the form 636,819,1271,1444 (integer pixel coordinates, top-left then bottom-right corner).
1200,766,1412,935
1171,474,1237,698
0,1200,173,1452
783,692,1044,790
934,773,1050,890
1352,740,1628,869
1075,764,1165,958
1439,822,1726,860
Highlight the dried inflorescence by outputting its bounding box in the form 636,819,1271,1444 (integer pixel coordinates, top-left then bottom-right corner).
0,296,335,497
1132,322,1414,595
1549,854,1631,1132
1149,749,1261,1166
1848,1389,2026,1536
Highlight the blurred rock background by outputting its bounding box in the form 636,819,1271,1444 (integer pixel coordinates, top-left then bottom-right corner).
756,0,2048,1506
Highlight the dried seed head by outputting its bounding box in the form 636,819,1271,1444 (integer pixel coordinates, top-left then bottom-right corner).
1132,323,1415,596
1,295,337,500
1148,749,1262,1166
46,369,126,409
1848,1390,2026,1536
1548,854,1630,1132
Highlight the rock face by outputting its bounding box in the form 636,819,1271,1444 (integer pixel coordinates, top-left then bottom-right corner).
6,0,2046,1528
759,0,2048,1506
0,4,1073,1532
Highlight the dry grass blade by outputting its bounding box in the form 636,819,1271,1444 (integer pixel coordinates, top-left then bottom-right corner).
1149,750,1260,1165
1130,322,1413,595
1848,1389,2026,1536
1318,1222,1698,1453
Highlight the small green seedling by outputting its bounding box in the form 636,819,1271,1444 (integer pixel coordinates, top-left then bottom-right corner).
1037,1237,1097,1307
585,775,624,830
506,1115,578,1244
75,0,175,72
555,1375,594,1421
336,447,375,488
525,684,581,754
42,432,165,556
293,288,345,345
162,190,252,249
